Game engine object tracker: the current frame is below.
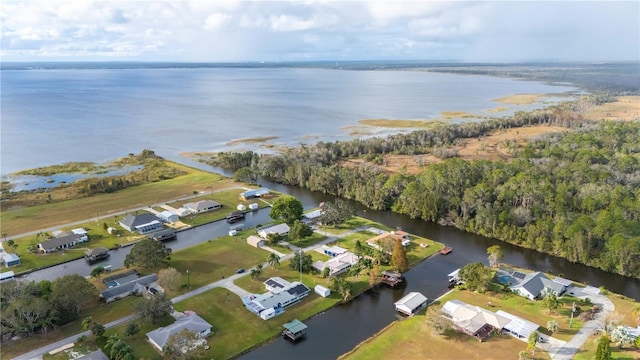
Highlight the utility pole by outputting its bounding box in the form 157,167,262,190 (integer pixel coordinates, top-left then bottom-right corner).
569,302,576,328
299,250,302,283
187,269,190,289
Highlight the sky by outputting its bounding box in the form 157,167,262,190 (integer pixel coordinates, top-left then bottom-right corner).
1,1,639,62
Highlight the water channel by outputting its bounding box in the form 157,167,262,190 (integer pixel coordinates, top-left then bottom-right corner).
19,158,640,359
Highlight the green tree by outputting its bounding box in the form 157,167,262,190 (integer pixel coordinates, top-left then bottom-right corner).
330,276,352,302
7,239,18,250
267,252,280,268
91,266,105,279
547,319,560,334
321,199,356,227
250,264,263,281
425,305,450,336
289,251,313,273
322,267,330,278
91,322,106,339
124,238,171,270
135,293,172,325
51,274,98,324
458,262,492,292
527,331,538,355
234,167,257,184
487,245,503,268
541,292,560,314
369,262,381,287
269,197,304,224
288,220,313,244
595,335,612,360
391,238,409,273
266,233,282,246
125,322,140,337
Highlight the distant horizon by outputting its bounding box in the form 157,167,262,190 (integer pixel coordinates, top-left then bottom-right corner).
3,59,639,64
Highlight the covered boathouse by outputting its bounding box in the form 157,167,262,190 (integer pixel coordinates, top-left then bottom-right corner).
282,319,307,341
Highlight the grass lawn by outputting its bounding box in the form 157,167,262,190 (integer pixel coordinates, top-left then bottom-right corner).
291,232,328,248
320,217,383,236
168,232,276,289
1,162,234,236
339,314,550,360
438,289,591,342
101,316,174,360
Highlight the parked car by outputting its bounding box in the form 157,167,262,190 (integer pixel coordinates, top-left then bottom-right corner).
236,268,245,274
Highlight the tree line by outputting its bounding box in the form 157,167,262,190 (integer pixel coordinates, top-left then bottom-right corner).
203,120,640,278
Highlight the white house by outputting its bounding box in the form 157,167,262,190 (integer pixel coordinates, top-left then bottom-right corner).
394,292,428,316
158,210,179,223
242,278,310,320
509,271,567,300
312,251,360,277
146,313,212,353
258,223,290,239
119,214,163,234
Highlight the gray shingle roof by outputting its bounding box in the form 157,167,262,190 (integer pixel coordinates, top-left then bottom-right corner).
146,314,212,350
100,274,158,300
120,214,161,229
40,234,82,249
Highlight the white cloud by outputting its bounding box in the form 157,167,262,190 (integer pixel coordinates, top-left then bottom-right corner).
0,0,637,61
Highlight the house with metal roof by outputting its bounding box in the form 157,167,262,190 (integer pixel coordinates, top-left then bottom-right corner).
242,278,310,320
509,271,567,300
146,313,212,353
183,200,222,214
312,251,360,277
241,188,270,200
257,223,290,239
38,233,87,253
100,273,158,303
496,310,540,340
442,300,512,341
366,230,411,253
2,253,21,267
394,292,429,316
119,214,163,234
158,210,179,223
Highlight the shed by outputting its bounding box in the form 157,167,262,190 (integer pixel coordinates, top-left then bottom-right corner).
0,271,15,282
249,203,259,210
237,204,246,211
2,253,21,267
247,236,265,248
282,319,307,341
314,285,331,298
159,210,179,223
394,292,428,316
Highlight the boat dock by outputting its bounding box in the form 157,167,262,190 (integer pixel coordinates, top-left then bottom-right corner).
440,247,453,255
380,270,405,287
282,319,307,341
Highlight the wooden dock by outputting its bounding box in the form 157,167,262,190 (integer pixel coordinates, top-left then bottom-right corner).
380,270,405,287
440,247,453,255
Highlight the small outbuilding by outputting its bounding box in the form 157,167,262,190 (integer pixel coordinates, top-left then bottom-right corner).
158,210,179,224
248,203,259,210
282,319,307,341
2,253,21,267
247,236,265,248
314,285,331,298
394,292,428,316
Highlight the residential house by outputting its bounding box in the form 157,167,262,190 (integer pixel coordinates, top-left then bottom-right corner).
242,278,310,320
322,245,348,257
158,210,179,223
394,292,428,316
312,251,360,277
119,214,163,234
302,209,323,224
240,188,270,201
146,313,212,353
496,310,540,340
39,233,87,253
2,253,21,267
183,200,222,214
247,235,265,248
100,274,158,303
258,223,290,239
509,271,567,300
77,350,109,360
366,230,411,253
442,300,512,341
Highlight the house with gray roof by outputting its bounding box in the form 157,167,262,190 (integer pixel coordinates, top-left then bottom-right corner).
146,313,212,353
183,200,222,214
242,278,310,320
509,271,567,300
100,273,158,303
39,233,87,253
119,214,163,234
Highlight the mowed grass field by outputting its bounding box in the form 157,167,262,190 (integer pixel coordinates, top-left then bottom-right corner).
1,162,236,236
339,314,550,360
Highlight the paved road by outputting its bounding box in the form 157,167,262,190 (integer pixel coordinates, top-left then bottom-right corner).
10,226,365,360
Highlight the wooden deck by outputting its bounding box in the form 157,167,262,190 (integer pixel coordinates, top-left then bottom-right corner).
380,270,405,287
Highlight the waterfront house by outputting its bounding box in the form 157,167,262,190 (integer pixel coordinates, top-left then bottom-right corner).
302,209,323,224
394,292,428,316
366,230,411,253
100,273,158,303
312,251,359,277
509,271,567,300
2,253,21,267
243,278,310,320
258,223,290,239
241,188,270,200
39,233,86,253
158,210,179,223
442,300,512,341
495,310,540,340
146,312,212,353
247,235,265,248
119,214,163,234
183,200,222,214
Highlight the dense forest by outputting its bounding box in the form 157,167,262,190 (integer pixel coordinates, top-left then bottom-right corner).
202,117,640,279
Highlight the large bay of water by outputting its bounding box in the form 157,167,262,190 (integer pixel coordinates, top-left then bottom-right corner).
1,66,577,175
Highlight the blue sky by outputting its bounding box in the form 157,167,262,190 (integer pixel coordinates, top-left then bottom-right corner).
1,1,638,62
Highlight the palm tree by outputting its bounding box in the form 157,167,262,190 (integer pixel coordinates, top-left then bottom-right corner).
547,319,560,334
632,305,640,326
251,264,263,281
267,252,280,268
81,316,93,334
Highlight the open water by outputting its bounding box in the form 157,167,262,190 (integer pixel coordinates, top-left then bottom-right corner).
1,65,578,176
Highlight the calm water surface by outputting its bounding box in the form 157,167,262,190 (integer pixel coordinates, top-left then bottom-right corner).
1,67,577,176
